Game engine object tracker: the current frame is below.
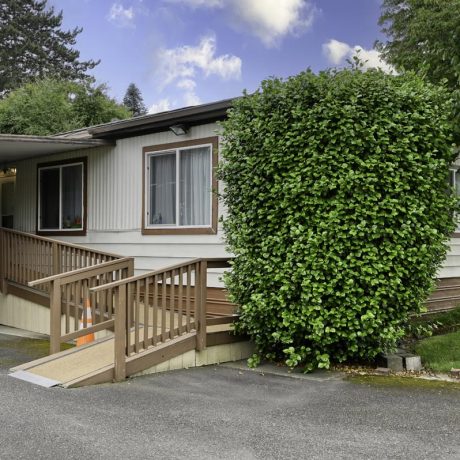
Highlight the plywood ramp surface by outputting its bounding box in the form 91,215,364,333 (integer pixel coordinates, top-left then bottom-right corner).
28,340,114,383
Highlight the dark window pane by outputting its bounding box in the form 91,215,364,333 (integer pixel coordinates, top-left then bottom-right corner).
40,168,60,229
1,182,14,228
62,165,83,229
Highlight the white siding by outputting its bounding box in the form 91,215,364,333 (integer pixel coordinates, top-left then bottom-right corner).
12,123,230,285
11,121,460,281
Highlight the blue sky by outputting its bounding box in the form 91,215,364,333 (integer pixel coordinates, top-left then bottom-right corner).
50,0,390,113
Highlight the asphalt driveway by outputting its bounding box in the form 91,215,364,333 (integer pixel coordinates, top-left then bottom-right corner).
0,332,459,459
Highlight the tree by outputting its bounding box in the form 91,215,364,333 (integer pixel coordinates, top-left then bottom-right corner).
0,0,99,95
0,79,130,135
123,83,147,117
219,68,457,371
376,0,460,139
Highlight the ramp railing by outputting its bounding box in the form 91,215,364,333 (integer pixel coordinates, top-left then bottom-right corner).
28,257,135,354
0,227,121,295
90,258,232,381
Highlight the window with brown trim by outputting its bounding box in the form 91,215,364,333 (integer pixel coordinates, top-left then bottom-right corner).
142,137,218,235
37,158,87,236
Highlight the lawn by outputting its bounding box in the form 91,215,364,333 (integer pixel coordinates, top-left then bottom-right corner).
415,330,460,373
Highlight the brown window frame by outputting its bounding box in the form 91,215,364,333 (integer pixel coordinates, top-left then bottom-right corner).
36,157,87,237
142,136,218,235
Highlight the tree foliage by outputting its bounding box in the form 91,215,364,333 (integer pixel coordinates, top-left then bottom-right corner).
123,83,147,117
0,79,130,135
376,0,460,140
0,0,99,95
219,68,458,371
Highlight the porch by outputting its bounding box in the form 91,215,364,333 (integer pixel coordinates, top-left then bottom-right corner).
0,228,245,387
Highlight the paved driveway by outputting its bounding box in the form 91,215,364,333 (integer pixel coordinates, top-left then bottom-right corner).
0,333,459,459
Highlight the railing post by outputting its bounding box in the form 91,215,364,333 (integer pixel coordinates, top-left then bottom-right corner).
49,279,62,354
127,258,135,277
195,260,207,351
52,242,60,275
0,228,4,294
114,284,127,382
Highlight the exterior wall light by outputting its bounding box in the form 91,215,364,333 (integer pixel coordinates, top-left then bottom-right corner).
169,124,188,136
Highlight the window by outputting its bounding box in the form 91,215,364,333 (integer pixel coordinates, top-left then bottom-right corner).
1,180,14,229
37,159,86,235
143,137,218,235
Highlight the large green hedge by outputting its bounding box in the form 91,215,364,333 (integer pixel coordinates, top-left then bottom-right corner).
218,68,458,370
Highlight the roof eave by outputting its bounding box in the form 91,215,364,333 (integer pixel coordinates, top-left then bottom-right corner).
88,99,234,140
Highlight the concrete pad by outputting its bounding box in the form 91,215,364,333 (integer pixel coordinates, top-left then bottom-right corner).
0,325,48,340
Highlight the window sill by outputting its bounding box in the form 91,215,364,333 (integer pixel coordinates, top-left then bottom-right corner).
37,230,86,237
142,227,217,235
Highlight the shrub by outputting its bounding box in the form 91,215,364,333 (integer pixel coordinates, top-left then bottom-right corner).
218,68,458,370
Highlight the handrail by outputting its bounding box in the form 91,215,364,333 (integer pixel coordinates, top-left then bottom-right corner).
90,258,202,292
46,257,135,354
90,257,233,293
0,227,121,260
0,227,134,354
28,257,134,287
0,227,124,295
89,257,232,381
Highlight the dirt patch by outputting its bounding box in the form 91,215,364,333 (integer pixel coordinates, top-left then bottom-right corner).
0,333,73,368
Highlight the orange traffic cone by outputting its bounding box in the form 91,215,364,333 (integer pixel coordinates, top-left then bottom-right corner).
76,298,95,346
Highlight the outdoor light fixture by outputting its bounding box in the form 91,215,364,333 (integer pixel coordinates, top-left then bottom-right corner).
169,124,188,136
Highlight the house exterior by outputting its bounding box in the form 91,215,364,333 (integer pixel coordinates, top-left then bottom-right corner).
1,97,460,330
0,99,234,285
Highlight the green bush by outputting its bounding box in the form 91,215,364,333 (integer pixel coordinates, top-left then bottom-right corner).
218,68,458,371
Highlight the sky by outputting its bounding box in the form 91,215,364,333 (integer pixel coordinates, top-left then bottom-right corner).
49,0,390,114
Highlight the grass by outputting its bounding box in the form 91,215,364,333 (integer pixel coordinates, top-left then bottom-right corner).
414,330,460,373
409,306,460,336
0,336,73,367
348,375,460,391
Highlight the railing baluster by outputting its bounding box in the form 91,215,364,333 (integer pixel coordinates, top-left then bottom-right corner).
126,281,132,355
135,279,140,353
170,269,175,340
178,267,183,335
186,265,191,333
161,272,167,342
144,277,149,349
153,274,158,346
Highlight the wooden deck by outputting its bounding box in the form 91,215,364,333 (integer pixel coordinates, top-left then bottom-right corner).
1,228,240,387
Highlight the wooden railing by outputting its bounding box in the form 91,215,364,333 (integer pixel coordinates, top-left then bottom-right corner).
29,257,135,354
0,227,121,294
91,258,231,381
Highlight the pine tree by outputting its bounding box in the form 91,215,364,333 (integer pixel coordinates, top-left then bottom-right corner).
123,83,147,117
0,0,99,95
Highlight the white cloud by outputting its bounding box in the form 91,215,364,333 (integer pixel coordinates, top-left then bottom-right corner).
177,79,196,91
322,39,395,73
322,39,351,65
183,90,201,106
177,79,201,106
157,35,241,86
108,3,135,28
148,98,172,114
154,36,240,109
164,0,317,47
230,0,317,47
